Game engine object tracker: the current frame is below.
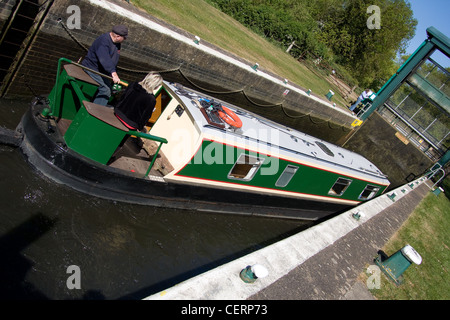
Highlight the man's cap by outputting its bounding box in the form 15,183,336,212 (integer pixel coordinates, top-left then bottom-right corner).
112,25,128,37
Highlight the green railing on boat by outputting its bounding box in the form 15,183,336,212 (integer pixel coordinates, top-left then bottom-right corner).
47,58,168,178
126,130,168,177
48,57,128,119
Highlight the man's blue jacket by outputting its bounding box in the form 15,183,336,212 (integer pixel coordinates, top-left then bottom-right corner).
82,32,121,75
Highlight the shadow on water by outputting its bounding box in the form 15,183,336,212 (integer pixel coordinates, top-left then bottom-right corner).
0,213,55,299
0,209,107,300
0,213,309,300
0,211,108,300
0,197,312,300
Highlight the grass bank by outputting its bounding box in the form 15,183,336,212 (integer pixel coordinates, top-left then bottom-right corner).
361,186,450,300
131,0,353,108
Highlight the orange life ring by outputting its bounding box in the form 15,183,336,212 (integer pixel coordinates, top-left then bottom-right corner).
217,106,242,128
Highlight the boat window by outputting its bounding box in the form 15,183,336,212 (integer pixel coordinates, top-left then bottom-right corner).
328,178,352,196
358,185,380,200
275,165,299,187
315,141,334,157
228,154,263,181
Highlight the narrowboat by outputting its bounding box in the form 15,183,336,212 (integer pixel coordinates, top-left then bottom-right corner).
17,58,390,220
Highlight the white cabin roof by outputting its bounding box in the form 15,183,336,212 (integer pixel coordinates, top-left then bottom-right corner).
165,82,388,185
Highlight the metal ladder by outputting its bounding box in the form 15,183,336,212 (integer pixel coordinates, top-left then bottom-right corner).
0,0,54,97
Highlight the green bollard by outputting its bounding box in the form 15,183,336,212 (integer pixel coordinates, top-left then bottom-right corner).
387,192,397,202
239,264,268,283
375,245,422,285
325,90,334,101
432,187,443,196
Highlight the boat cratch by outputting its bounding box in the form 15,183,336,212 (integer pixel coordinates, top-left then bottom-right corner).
17,58,390,220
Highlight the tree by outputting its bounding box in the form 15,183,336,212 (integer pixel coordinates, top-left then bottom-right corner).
208,0,417,88
308,0,417,88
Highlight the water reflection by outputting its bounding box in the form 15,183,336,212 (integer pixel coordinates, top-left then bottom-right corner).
0,98,310,299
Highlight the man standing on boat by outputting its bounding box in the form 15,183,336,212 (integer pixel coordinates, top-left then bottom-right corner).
81,25,128,106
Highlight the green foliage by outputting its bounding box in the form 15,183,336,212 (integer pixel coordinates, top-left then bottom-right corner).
208,0,417,88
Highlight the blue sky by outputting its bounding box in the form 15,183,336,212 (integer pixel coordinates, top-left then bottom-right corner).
404,0,449,67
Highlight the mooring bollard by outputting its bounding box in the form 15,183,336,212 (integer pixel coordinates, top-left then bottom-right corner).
251,63,259,71
352,211,364,221
306,89,311,96
325,90,334,101
193,36,201,45
239,264,268,283
387,192,397,202
374,244,422,285
432,187,444,196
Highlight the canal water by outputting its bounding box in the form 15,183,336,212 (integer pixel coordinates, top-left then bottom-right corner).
0,98,310,299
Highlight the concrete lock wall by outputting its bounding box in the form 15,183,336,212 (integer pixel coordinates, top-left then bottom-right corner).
0,0,434,188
